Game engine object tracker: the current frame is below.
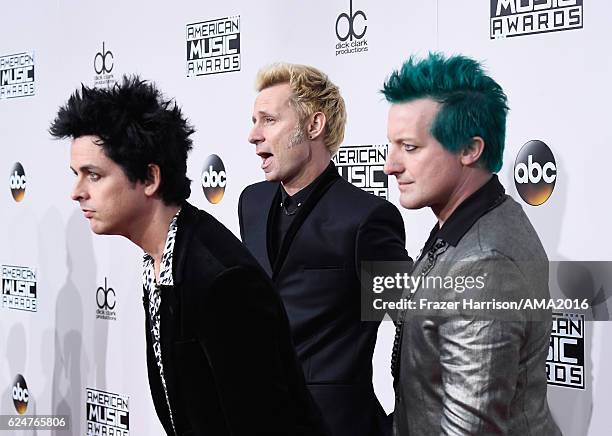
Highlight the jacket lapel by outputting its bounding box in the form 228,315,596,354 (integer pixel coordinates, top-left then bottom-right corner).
173,201,198,287
265,186,282,276
271,164,340,280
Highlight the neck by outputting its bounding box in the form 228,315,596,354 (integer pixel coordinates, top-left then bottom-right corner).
282,147,331,196
434,170,492,227
128,201,181,262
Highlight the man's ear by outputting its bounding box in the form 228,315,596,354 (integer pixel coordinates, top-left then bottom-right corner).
306,111,326,140
144,164,161,197
460,136,485,166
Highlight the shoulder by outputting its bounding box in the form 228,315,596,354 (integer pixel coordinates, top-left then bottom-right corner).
178,202,264,277
452,195,547,264
325,176,396,217
238,181,277,220
240,180,277,201
432,198,549,305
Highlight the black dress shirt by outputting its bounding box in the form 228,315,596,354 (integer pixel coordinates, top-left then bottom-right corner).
271,163,334,262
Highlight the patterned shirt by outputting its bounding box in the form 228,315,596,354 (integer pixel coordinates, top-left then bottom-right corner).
142,209,181,435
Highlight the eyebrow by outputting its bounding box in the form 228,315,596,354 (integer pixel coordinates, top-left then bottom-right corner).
388,136,418,143
252,110,278,123
70,165,103,175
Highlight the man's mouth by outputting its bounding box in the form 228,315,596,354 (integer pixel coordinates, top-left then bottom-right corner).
258,152,273,170
82,208,95,218
397,181,414,189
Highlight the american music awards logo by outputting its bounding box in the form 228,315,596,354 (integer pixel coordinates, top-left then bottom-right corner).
0,51,35,99
186,15,241,76
86,388,129,435
333,144,388,198
490,0,583,39
547,312,584,389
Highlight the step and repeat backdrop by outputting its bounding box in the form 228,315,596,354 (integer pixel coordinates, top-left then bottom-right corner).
1,0,611,434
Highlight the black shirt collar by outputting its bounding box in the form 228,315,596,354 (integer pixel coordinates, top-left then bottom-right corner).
280,161,335,209
422,175,506,254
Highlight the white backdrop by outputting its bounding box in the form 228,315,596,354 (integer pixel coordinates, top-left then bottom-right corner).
1,0,610,434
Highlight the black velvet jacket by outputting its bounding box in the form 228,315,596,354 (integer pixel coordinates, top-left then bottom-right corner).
142,202,328,435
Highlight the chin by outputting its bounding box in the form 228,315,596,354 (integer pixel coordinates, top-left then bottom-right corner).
399,196,425,210
89,221,110,235
263,171,280,182
90,226,106,235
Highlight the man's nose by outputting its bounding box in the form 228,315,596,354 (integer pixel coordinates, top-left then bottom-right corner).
384,146,400,176
248,125,263,145
71,177,88,202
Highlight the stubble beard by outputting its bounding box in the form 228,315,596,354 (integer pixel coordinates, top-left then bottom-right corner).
287,123,306,149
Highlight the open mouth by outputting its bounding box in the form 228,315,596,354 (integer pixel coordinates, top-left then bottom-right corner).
258,152,273,169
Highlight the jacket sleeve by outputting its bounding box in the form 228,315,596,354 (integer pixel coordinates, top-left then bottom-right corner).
197,265,324,435
354,201,412,279
437,254,531,435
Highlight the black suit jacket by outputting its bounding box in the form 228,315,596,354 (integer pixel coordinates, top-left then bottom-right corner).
239,164,411,436
142,202,328,436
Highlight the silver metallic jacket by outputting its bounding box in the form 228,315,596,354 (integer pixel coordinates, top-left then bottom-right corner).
392,196,562,436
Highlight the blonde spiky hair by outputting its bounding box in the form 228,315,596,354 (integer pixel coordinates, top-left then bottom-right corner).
255,63,347,155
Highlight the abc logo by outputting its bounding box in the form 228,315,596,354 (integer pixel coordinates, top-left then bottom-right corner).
514,140,557,206
336,0,367,42
9,162,26,202
201,154,226,204
12,374,29,415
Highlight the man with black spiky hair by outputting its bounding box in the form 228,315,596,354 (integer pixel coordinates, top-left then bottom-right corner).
50,76,328,436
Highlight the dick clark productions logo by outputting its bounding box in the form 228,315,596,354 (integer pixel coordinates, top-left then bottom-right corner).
514,140,557,206
93,41,116,88
96,277,117,321
335,0,368,56
94,42,113,75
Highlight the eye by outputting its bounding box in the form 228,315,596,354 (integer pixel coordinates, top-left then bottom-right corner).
264,116,275,124
403,143,416,152
88,172,100,181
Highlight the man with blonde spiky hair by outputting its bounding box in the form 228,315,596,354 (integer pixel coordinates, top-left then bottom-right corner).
239,63,411,436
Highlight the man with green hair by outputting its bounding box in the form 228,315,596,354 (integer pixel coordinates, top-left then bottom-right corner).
383,53,562,435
